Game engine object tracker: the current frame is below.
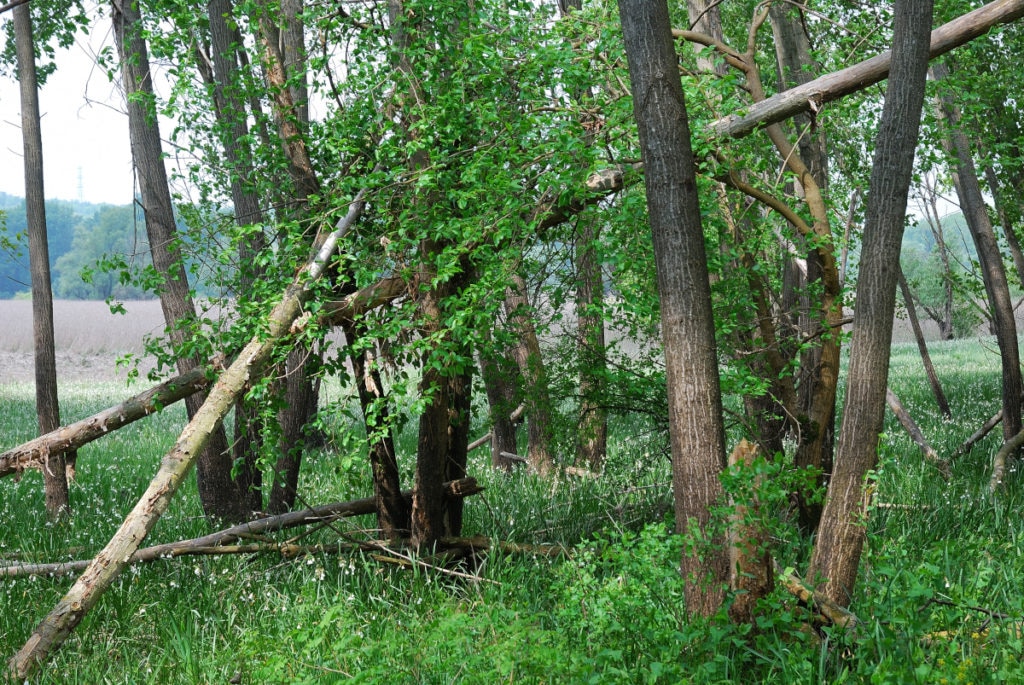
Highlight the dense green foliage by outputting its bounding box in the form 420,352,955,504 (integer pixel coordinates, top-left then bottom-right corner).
0,342,1022,683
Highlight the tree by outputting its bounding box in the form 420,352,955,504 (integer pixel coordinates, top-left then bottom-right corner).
809,0,934,607
112,0,247,522
616,0,729,616
14,1,69,519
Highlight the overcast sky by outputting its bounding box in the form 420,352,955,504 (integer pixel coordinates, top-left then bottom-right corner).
0,13,136,206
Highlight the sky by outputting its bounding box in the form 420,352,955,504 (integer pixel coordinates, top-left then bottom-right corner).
0,12,136,206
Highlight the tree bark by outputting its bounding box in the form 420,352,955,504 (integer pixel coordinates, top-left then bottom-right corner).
574,218,608,470
707,0,1024,139
933,61,1022,444
897,264,952,419
0,367,211,478
809,0,933,607
504,273,557,477
113,0,246,523
14,2,69,519
478,347,521,472
617,0,729,617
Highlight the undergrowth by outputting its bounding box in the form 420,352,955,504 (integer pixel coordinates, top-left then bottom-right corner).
1,337,1023,683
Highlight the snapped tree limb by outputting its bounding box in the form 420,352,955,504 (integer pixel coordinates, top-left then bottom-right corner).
706,0,1024,139
0,367,212,479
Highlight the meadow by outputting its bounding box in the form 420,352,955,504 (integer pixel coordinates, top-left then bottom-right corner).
1,331,1023,683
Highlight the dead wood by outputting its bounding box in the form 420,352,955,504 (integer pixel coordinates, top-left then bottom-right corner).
9,189,369,680
0,367,212,480
0,478,482,580
989,425,1024,492
953,409,1003,459
885,388,951,478
775,561,860,632
704,0,1024,138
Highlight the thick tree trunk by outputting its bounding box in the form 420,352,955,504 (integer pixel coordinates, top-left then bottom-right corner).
14,3,69,519
0,367,211,478
617,0,729,617
113,0,246,523
809,0,933,607
933,61,1022,443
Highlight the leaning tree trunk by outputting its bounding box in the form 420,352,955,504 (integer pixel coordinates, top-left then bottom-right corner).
933,60,1022,444
113,0,246,522
809,0,933,607
14,3,70,519
897,264,952,419
617,0,730,617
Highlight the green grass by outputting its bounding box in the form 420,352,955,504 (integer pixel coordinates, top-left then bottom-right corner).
3,339,1024,683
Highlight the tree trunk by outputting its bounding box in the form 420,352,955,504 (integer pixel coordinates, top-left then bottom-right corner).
478,347,521,471
617,0,729,617
574,219,608,470
933,61,1022,443
14,3,69,519
897,265,952,419
0,367,211,478
113,0,247,523
504,273,557,476
809,0,933,606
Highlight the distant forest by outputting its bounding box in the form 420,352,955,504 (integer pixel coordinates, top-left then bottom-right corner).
0,192,219,300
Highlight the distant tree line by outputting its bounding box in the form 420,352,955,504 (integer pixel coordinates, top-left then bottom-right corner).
0,192,222,300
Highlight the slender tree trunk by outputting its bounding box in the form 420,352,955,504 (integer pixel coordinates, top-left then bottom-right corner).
897,265,952,419
113,0,247,523
809,0,933,606
933,61,1022,442
618,0,729,617
14,4,70,518
574,219,608,469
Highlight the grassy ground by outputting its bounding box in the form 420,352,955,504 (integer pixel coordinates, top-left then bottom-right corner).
1,338,1023,683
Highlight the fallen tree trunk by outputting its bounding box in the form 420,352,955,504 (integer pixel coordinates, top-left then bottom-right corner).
885,388,950,478
706,0,1024,139
953,409,1003,459
0,367,212,479
0,477,482,579
9,189,369,680
775,561,860,632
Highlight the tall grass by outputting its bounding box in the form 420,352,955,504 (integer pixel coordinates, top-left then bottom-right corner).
2,338,1024,683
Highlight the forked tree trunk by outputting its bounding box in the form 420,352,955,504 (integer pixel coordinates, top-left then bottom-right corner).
809,0,933,606
14,3,70,519
617,0,729,617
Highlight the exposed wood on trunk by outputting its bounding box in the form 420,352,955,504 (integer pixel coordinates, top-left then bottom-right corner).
885,388,950,478
8,187,370,680
705,0,1024,139
727,440,773,624
0,478,481,579
0,367,212,479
